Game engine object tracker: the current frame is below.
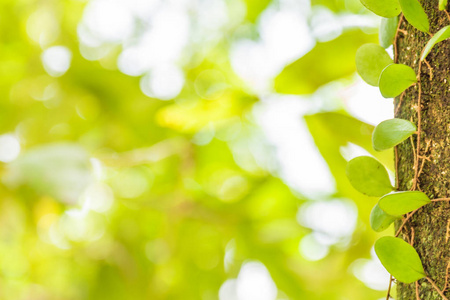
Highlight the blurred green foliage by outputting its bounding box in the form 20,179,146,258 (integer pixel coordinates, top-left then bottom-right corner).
0,0,392,299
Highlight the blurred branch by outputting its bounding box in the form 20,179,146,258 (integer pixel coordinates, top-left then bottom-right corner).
97,137,190,167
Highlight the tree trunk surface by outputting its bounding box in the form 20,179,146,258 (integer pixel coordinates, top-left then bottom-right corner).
396,0,450,299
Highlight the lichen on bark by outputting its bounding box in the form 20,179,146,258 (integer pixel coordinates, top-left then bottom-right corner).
395,0,450,299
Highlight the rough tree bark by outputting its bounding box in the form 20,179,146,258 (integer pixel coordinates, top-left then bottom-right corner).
396,0,450,299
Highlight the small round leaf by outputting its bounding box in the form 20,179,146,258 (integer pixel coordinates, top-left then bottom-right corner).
346,156,394,196
379,64,417,98
360,0,402,17
421,25,450,61
370,204,401,232
372,118,417,151
379,191,430,216
399,0,430,33
356,44,393,86
375,236,426,283
379,17,399,48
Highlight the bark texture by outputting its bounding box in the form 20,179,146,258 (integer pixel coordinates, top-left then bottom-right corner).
396,1,450,299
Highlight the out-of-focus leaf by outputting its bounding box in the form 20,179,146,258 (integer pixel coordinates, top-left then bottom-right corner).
379,191,430,215
372,118,416,151
370,204,400,232
440,0,448,10
379,63,417,98
274,30,377,95
421,25,450,61
5,143,92,204
355,43,393,86
305,112,393,222
346,156,393,196
379,17,399,48
360,0,401,17
375,236,426,283
311,0,364,12
156,91,255,133
399,0,430,33
245,0,272,22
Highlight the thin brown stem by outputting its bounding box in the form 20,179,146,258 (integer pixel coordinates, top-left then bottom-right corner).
418,141,431,177
445,10,450,22
424,59,433,81
446,220,450,243
443,261,450,292
426,277,449,300
395,92,406,115
394,14,404,63
386,275,393,300
396,209,419,237
412,62,423,191
416,281,421,300
395,146,399,189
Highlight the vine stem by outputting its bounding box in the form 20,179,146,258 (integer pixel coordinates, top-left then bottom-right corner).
412,61,423,191
443,261,450,293
431,198,450,202
416,281,421,300
395,199,450,237
394,14,404,63
427,277,449,300
396,209,419,237
386,275,393,300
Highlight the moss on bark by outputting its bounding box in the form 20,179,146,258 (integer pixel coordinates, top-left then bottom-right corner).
395,0,450,299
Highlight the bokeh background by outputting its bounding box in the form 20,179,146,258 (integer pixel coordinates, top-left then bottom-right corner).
0,0,396,299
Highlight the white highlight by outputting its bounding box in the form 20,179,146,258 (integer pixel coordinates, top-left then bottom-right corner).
82,0,134,43
344,79,394,125
254,95,335,197
219,261,277,300
0,134,21,163
351,248,391,291
140,64,185,100
297,199,357,246
299,233,329,261
41,46,72,77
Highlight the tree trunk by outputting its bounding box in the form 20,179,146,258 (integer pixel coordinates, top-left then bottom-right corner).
396,1,450,299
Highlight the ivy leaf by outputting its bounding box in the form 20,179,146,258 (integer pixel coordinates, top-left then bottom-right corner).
355,44,393,86
379,191,430,215
370,204,401,232
346,156,394,196
379,64,417,98
399,0,430,33
379,17,399,48
421,25,450,61
375,236,426,283
360,0,401,17
440,0,448,10
372,118,417,151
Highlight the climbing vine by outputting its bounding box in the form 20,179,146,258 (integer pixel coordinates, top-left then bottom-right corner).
347,0,450,299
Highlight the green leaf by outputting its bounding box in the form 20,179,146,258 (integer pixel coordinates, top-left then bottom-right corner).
375,236,426,283
355,44,393,86
274,30,377,95
379,17,399,48
379,191,430,215
379,64,417,98
346,156,394,196
399,0,430,33
370,204,401,232
421,25,450,61
372,118,416,151
244,0,271,22
360,0,401,17
440,0,448,10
